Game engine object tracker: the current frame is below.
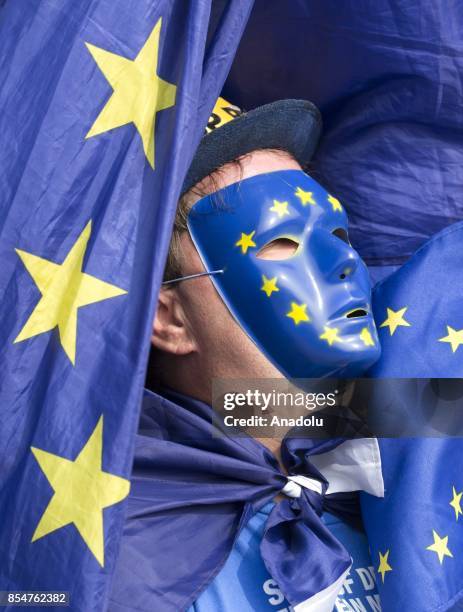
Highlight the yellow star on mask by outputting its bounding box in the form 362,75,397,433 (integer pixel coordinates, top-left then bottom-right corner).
377,550,392,583
294,187,316,206
327,194,343,212
261,275,279,297
450,486,463,520
235,231,256,254
320,326,341,345
14,221,127,365
439,325,463,353
380,306,411,336
31,416,130,567
85,18,177,169
286,302,310,325
426,530,453,564
269,199,290,218
360,327,375,346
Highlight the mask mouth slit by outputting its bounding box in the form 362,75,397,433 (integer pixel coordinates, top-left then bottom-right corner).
346,308,368,318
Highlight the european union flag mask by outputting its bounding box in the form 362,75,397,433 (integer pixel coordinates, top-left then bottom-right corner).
187,170,381,378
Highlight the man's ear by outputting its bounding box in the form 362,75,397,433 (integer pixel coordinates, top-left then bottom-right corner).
151,287,197,355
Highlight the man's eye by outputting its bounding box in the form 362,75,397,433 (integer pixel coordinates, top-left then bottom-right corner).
332,228,350,244
256,237,299,260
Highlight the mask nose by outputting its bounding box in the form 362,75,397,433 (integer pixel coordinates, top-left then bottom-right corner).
309,231,361,282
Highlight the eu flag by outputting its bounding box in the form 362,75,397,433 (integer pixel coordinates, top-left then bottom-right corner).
0,1,252,610
362,221,463,611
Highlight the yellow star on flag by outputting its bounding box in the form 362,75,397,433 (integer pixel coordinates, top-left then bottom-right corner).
426,530,453,564
377,550,392,583
450,486,463,520
85,18,177,169
235,231,256,254
380,306,411,336
294,187,316,206
14,221,127,365
31,416,130,567
269,200,290,218
320,326,341,346
261,275,279,297
360,327,375,346
327,194,343,212
439,326,463,353
286,302,310,325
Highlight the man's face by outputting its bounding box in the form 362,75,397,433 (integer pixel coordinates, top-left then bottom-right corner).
156,150,379,389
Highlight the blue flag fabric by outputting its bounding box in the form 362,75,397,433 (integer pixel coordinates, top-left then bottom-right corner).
369,221,463,379
0,1,252,610
110,388,364,612
361,221,463,611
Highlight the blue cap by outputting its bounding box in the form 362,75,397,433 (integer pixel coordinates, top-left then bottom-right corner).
182,98,322,195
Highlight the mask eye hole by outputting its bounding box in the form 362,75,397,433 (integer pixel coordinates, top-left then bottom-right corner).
256,237,299,260
332,228,350,244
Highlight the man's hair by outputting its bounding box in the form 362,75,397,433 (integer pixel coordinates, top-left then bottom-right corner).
163,148,302,282
163,165,232,282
